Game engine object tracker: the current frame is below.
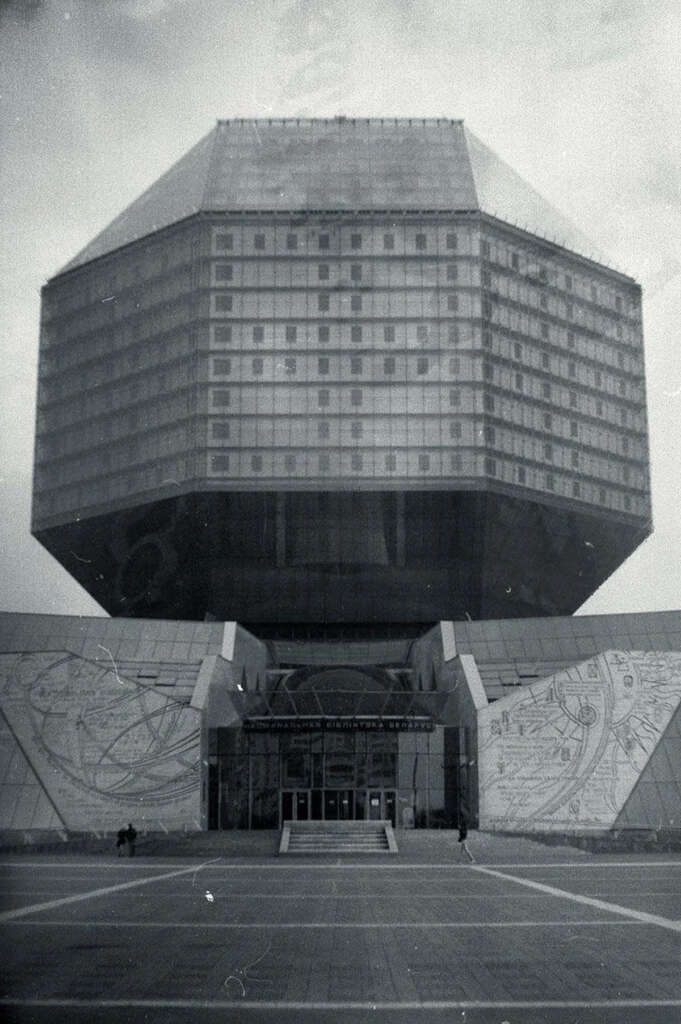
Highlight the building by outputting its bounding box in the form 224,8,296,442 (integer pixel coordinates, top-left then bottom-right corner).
3,119,677,838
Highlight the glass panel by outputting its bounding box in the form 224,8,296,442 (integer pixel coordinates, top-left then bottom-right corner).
324,734,356,787
282,734,311,788
339,790,353,820
384,790,396,827
368,733,398,786
354,789,366,820
324,790,339,820
368,790,382,820
296,791,309,821
250,754,279,829
282,791,293,822
311,789,323,820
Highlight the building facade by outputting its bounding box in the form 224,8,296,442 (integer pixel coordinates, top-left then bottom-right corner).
9,120,671,836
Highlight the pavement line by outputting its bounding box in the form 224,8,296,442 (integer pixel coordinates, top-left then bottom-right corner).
2,998,680,1011
2,860,680,870
0,858,222,923
472,864,681,933
1,918,651,929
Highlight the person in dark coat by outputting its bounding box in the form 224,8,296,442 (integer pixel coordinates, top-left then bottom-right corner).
457,809,475,863
125,823,137,856
116,827,127,856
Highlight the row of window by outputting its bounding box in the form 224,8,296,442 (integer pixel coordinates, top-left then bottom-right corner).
211,355,460,377
214,292,461,313
212,323,465,346
213,261,464,282
215,231,461,253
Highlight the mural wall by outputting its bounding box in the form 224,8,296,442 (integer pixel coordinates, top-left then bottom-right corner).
0,651,201,831
478,650,681,831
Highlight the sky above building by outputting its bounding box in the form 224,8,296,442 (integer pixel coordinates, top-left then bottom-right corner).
1,0,680,618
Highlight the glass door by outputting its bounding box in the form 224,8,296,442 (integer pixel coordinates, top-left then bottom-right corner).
281,790,310,822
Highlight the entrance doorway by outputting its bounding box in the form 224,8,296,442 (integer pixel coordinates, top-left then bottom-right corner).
281,788,396,825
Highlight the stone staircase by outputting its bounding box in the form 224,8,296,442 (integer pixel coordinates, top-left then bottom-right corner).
279,820,398,855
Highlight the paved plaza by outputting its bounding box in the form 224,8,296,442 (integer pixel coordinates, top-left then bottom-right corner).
1,833,680,1023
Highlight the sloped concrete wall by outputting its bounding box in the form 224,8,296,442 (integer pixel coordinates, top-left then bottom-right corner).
0,651,201,831
478,650,681,831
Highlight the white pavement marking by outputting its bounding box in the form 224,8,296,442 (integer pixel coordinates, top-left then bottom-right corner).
2,998,681,1011
0,858,222,923
2,860,680,870
2,918,655,929
472,864,681,933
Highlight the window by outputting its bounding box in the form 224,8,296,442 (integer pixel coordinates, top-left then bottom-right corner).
318,293,329,312
351,452,363,471
540,294,548,310
351,388,363,406
484,425,495,444
482,329,491,348
596,399,603,416
415,233,426,251
481,240,490,258
351,324,362,343
351,357,362,374
384,325,395,343
417,357,428,375
567,331,575,349
211,454,230,472
599,488,606,504
446,232,457,250
565,274,572,291
285,325,297,343
449,389,460,407
451,453,462,471
215,293,233,311
511,252,519,270
215,325,232,344
447,293,458,311
215,263,233,281
318,233,329,250
384,357,395,375
449,324,459,344
319,453,330,472
212,389,231,407
351,294,362,312
449,357,460,374
216,233,233,251
517,466,526,484
213,358,231,375
543,412,552,429
385,453,396,471
481,268,491,287
514,342,522,360
252,358,263,375
350,233,362,249
569,390,577,408
572,480,580,497
318,421,330,439
319,325,330,343
418,453,430,470
284,357,296,375
544,442,553,461
484,361,493,380
251,454,263,472
546,472,554,490
485,456,496,476
624,494,631,510
542,352,549,369
568,360,576,378
570,420,578,437
566,302,574,319
450,420,462,439
591,284,597,302
285,454,296,473
286,233,298,250
212,422,230,439
383,233,394,250
484,394,495,412
515,372,523,391
447,264,458,281
318,389,330,407
416,324,428,343
351,421,363,439
622,436,629,453
253,325,264,343
350,264,362,281
618,379,625,396
615,295,622,312
541,322,549,339
254,233,265,250
318,264,329,280
620,407,628,425
482,298,492,317
318,357,329,375
571,450,579,468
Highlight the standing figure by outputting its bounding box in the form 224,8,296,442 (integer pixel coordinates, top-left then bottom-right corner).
116,827,127,856
125,822,137,857
457,809,475,863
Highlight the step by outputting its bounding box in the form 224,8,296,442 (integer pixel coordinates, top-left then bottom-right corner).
279,820,398,855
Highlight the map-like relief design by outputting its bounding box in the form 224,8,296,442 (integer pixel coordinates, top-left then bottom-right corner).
478,650,681,831
0,652,200,830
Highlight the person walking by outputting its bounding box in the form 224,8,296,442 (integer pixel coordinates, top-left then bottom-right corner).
115,827,127,856
457,809,475,863
124,822,137,857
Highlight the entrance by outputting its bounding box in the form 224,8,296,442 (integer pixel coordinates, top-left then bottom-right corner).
281,788,396,825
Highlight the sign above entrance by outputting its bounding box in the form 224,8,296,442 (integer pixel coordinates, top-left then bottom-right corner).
243,715,434,733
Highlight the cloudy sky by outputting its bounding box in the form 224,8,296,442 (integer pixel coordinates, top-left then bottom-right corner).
1,0,680,617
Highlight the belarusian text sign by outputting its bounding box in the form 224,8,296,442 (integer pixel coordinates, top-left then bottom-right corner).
243,716,433,732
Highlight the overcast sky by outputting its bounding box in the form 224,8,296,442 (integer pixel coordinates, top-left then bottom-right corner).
1,0,680,618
